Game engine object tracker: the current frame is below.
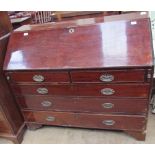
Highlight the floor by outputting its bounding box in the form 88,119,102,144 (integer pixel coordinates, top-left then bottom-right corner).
0,108,155,144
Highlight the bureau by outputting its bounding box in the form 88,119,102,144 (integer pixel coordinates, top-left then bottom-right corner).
3,17,153,141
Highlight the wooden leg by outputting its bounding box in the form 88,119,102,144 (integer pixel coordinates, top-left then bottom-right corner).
26,123,42,130
125,130,146,141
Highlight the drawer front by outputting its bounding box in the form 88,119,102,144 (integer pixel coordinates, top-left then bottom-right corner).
23,110,146,131
16,96,148,114
71,70,146,83
6,71,70,83
0,112,12,133
12,84,150,98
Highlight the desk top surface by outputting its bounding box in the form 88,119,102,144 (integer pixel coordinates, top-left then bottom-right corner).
4,17,153,71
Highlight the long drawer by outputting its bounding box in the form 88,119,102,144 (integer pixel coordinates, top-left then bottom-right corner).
16,96,148,114
12,84,150,98
5,71,70,83
71,69,146,83
23,110,146,131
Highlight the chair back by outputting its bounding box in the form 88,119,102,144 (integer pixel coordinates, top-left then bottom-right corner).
33,11,52,24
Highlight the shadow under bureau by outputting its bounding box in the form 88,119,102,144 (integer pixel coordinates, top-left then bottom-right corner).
3,17,153,141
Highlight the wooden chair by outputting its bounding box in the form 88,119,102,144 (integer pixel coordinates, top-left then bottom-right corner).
32,11,53,24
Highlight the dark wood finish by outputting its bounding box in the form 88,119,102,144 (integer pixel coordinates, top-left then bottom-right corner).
3,18,153,71
3,15,153,141
23,110,146,131
16,96,148,114
11,83,150,98
0,11,12,37
6,71,70,83
71,69,146,83
0,11,25,143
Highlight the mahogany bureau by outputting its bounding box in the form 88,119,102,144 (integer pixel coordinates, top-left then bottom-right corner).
3,17,153,141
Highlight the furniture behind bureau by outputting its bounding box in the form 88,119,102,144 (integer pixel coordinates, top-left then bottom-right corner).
3,13,153,141
0,11,25,143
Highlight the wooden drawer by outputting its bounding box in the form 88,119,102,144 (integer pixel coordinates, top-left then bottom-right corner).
71,69,146,83
16,96,148,114
23,110,146,131
0,112,12,133
6,71,70,83
12,84,150,98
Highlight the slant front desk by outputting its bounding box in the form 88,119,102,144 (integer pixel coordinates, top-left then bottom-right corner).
3,17,153,140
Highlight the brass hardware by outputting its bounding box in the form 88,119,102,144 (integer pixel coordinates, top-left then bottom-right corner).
100,74,114,82
37,88,48,94
147,73,151,79
101,88,115,95
69,28,75,33
6,76,10,80
102,103,114,109
41,101,52,107
130,21,137,25
102,120,115,126
33,75,44,82
46,116,55,122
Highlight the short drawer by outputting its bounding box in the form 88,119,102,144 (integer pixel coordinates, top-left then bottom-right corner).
16,96,148,114
71,69,146,83
5,71,70,83
0,112,12,133
12,84,150,98
23,110,146,131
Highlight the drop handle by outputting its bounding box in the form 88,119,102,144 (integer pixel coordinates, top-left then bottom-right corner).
37,88,48,94
46,116,55,122
102,103,114,109
41,101,52,107
33,75,44,82
101,88,115,95
102,120,115,126
100,74,114,82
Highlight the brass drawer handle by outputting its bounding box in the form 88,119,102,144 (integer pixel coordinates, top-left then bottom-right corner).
41,101,52,107
46,116,55,122
101,88,115,95
37,88,48,94
100,74,114,82
102,103,114,109
33,75,44,82
69,28,75,33
102,120,115,126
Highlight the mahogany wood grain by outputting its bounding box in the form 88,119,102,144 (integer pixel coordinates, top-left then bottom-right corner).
11,83,150,98
71,69,146,83
23,110,146,131
16,96,148,114
3,18,153,71
6,71,70,83
0,12,12,37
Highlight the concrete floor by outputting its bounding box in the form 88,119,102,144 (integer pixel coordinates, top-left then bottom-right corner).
0,109,155,144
